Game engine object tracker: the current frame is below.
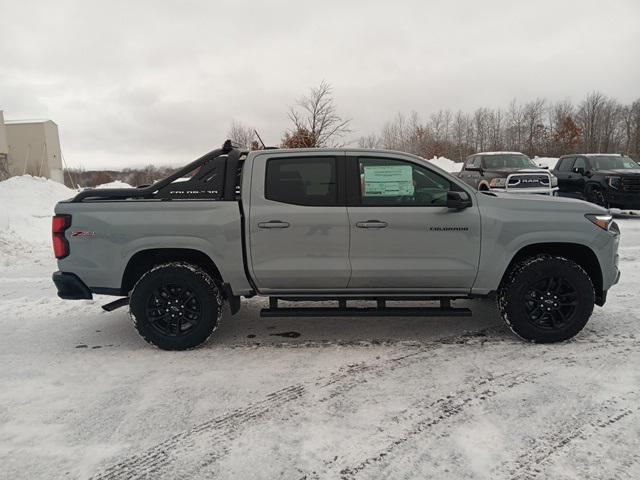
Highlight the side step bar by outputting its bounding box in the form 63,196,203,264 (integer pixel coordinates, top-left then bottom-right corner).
260,298,471,318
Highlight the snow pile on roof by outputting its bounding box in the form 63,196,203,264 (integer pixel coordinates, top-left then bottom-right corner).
427,156,462,173
533,157,559,169
0,176,75,263
94,180,133,189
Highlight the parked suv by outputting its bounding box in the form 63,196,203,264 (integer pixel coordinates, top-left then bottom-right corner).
458,152,558,195
553,154,640,208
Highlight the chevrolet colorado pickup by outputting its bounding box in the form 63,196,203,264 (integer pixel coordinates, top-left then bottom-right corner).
52,141,620,350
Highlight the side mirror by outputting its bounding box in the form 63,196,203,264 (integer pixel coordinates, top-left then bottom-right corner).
446,191,472,209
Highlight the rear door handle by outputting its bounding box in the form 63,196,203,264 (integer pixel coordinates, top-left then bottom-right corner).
258,220,290,229
356,220,388,229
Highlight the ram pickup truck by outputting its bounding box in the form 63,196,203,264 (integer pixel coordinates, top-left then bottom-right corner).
458,151,558,195
52,141,620,350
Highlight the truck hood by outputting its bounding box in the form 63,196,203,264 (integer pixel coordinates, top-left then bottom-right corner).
592,169,640,176
479,191,608,214
483,168,550,175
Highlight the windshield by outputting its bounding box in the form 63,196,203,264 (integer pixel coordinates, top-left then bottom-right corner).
589,156,639,171
481,154,537,170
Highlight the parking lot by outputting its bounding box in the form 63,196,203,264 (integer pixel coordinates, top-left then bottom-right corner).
0,213,638,479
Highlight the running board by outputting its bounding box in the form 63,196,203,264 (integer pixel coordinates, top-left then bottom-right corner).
260,297,471,318
101,297,129,312
260,307,471,318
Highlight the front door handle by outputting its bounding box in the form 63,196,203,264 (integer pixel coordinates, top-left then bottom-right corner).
356,220,388,229
258,220,290,229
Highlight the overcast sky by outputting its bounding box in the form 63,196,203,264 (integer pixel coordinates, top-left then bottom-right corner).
1,0,639,169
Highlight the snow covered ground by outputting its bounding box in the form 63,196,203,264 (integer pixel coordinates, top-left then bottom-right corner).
1,176,639,480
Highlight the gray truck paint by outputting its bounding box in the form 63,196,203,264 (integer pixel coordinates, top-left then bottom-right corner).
55,148,620,299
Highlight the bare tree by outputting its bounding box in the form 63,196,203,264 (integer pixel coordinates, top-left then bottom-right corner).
506,99,525,151
473,108,489,152
577,91,605,152
227,121,256,150
286,81,352,147
358,134,380,149
522,99,546,155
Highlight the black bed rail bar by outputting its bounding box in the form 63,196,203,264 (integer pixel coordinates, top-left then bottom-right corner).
71,140,240,202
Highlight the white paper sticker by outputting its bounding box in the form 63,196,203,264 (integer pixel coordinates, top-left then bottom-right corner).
363,165,414,197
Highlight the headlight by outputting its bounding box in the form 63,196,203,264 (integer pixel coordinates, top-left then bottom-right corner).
585,214,613,231
489,177,506,188
550,175,558,187
606,176,622,189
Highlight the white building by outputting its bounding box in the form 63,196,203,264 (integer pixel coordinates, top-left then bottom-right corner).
0,111,64,183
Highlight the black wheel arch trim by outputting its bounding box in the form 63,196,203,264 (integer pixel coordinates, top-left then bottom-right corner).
501,242,603,303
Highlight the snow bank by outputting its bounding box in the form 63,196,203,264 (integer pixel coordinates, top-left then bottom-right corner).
533,157,558,169
94,180,133,189
0,176,75,261
427,156,462,173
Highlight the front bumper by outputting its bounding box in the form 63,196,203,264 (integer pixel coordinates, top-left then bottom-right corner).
52,271,93,300
491,186,559,195
605,190,640,209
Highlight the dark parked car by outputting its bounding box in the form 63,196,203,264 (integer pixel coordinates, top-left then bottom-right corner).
552,154,640,208
458,152,558,195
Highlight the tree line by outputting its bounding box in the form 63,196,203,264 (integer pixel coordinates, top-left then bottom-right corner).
55,84,639,188
231,85,640,162
359,93,640,161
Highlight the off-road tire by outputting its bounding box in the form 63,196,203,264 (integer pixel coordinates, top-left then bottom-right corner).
585,187,608,208
130,262,224,350
498,255,594,343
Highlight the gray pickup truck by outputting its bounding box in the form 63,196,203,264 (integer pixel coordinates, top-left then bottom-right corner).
52,141,620,350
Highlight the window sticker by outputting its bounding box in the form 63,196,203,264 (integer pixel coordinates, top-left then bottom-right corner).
363,165,414,197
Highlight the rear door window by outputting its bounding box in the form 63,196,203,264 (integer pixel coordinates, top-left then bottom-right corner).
265,157,338,206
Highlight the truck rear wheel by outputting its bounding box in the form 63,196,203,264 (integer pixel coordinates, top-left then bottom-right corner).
129,262,223,350
498,255,594,343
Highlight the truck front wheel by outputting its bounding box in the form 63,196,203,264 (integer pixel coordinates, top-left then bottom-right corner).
498,255,594,343
130,262,223,350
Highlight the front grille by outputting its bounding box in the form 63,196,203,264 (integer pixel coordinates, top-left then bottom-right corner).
621,177,640,192
506,173,551,189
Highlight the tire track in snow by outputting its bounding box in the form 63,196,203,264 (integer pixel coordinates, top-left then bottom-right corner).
315,371,547,480
90,384,306,480
89,327,503,480
91,327,502,480
298,338,639,480
91,327,637,479
501,395,639,480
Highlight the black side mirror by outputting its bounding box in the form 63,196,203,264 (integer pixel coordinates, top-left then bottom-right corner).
446,191,472,209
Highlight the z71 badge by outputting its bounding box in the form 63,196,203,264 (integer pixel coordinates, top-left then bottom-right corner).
71,231,96,238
